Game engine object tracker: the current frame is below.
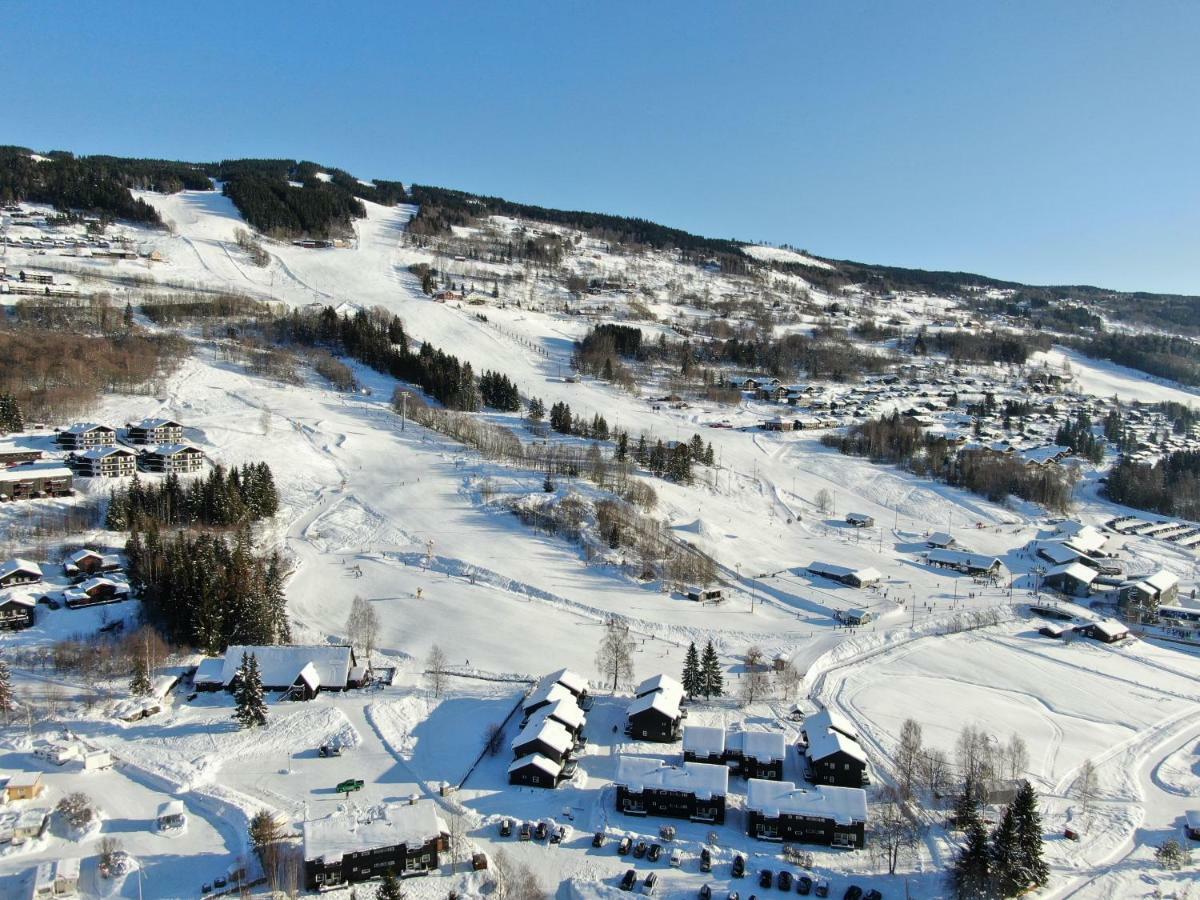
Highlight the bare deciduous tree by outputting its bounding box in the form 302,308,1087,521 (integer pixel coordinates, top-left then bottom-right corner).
815,488,834,516
922,747,951,799
1004,732,1030,782
595,616,635,691
895,718,923,799
485,722,506,756
773,661,801,701
346,595,380,660
426,645,448,697
871,786,920,875
1076,758,1098,823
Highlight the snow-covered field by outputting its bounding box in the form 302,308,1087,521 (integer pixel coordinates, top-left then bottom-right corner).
2,189,1200,897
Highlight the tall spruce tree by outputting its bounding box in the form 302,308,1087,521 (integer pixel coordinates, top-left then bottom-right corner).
681,642,701,699
232,652,268,729
951,818,994,899
375,870,404,900
700,641,723,699
130,657,152,697
990,805,1021,896
1011,781,1049,888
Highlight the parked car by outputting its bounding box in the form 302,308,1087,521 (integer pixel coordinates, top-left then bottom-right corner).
843,888,863,900
642,873,658,895
813,881,829,899
335,778,363,794
580,694,595,711
779,871,793,891
535,822,549,841
319,743,342,758
699,885,712,900
519,822,532,841
727,893,740,900
700,848,713,872
648,843,663,862
797,875,813,895
621,870,638,891
593,831,606,848
670,848,683,867
864,892,882,900
500,819,513,837
659,825,676,841
732,855,745,878
759,870,773,889
551,825,566,844
618,837,632,855
634,841,648,858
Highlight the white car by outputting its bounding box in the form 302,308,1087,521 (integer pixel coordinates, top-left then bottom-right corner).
669,848,683,867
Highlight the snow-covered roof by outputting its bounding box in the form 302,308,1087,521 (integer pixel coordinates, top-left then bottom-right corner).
296,662,321,691
193,657,225,685
1055,522,1107,554
143,442,203,457
1145,570,1179,594
1037,541,1088,564
927,548,1001,570
0,594,36,608
157,800,186,819
727,729,786,762
0,558,41,580
523,697,585,732
1019,444,1071,465
1087,619,1129,640
627,688,681,720
683,725,726,758
541,667,587,696
303,801,447,866
511,718,573,755
635,673,682,697
1047,562,1098,585
806,727,868,764
508,753,563,777
6,772,42,788
523,680,574,712
62,422,113,435
807,561,882,584
926,531,955,547
804,707,858,742
132,417,183,430
66,548,102,564
73,446,135,460
218,644,354,689
746,779,867,825
615,756,728,800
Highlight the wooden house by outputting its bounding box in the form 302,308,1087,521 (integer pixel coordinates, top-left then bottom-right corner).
4,772,44,802
614,756,728,824
925,548,1002,576
1043,562,1097,598
685,586,723,603
845,513,874,528
69,446,136,478
63,548,120,578
538,668,589,703
137,443,205,474
0,595,36,630
1118,569,1180,618
0,463,74,501
745,779,867,849
0,558,42,589
627,675,685,743
1078,619,1130,644
302,800,448,890
203,644,362,699
508,753,566,789
62,577,130,609
726,729,786,781
126,418,184,445
805,727,868,788
510,718,574,764
0,446,44,468
521,698,585,737
54,423,116,451
806,562,882,589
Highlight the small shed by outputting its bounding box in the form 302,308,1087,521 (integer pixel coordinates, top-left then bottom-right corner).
82,749,112,771
845,513,874,528
5,772,44,802
685,586,723,603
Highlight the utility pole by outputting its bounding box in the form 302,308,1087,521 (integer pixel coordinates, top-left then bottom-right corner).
399,390,409,430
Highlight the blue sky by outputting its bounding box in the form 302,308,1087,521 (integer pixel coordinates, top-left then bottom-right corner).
4,1,1198,293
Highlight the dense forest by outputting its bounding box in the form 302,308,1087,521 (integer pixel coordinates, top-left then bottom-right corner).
126,527,291,652
1069,332,1200,387
822,413,1075,512
1105,450,1200,520
104,464,279,532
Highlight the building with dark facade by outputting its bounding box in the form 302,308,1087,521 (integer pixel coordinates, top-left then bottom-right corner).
614,756,728,824
746,779,867,848
302,800,448,890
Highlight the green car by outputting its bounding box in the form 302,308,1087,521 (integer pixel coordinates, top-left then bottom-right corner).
336,779,364,794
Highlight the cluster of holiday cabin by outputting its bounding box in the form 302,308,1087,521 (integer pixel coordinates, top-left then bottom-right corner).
614,755,729,824
63,548,123,580
302,799,449,890
806,562,882,589
800,708,869,788
509,668,590,788
0,559,41,630
47,419,203,479
745,779,868,849
193,644,367,700
681,725,786,780
626,674,685,743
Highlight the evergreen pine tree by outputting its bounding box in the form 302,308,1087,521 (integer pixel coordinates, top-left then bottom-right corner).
700,641,723,698
232,652,268,728
951,818,994,899
1011,780,1049,888
130,657,152,697
375,870,404,900
955,774,982,828
990,806,1021,896
0,656,14,723
681,642,701,699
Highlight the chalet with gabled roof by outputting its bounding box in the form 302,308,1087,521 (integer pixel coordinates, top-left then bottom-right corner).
746,779,867,848
55,423,116,451
0,558,42,589
615,756,728,824
69,446,136,478
302,800,448,890
126,417,184,445
137,443,205,474
0,595,36,630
